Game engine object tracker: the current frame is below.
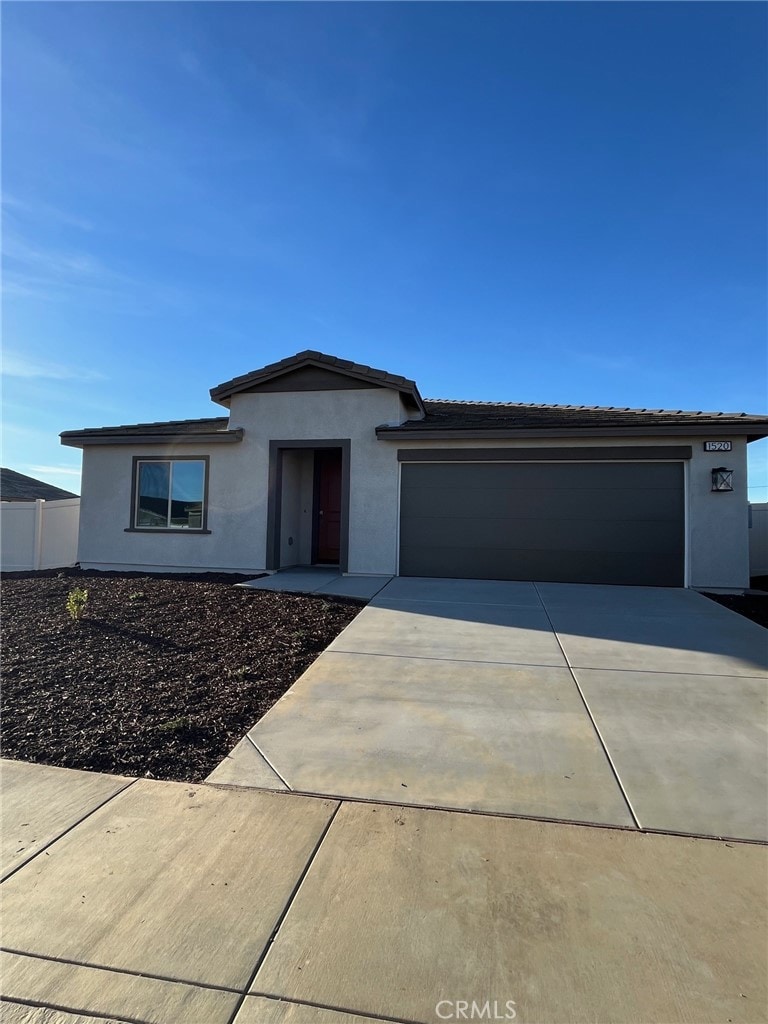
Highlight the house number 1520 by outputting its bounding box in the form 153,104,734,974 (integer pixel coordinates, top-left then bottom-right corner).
703,441,732,452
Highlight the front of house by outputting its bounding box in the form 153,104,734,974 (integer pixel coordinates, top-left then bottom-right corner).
61,351,768,589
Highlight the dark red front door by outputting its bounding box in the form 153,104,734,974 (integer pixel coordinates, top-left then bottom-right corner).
314,449,342,564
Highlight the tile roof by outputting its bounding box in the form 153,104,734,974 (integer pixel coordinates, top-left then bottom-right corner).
61,416,229,438
60,417,242,448
378,399,768,440
1,468,78,502
415,399,768,430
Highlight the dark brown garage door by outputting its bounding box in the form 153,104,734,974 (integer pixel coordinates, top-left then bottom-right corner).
399,462,685,586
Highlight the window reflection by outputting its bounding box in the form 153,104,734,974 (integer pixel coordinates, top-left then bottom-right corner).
135,460,205,529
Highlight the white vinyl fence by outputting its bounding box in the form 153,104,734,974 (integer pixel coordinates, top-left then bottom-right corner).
0,498,80,571
749,503,768,578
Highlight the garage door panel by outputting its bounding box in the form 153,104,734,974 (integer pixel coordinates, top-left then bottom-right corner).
403,462,680,491
402,486,682,523
400,516,683,555
400,545,683,586
399,462,684,586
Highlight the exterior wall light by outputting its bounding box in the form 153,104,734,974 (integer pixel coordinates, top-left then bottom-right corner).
711,467,734,492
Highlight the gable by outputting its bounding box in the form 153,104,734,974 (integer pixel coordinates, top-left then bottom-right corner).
210,350,425,414
239,365,380,395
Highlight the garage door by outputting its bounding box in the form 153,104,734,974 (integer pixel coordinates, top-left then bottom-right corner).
399,462,685,586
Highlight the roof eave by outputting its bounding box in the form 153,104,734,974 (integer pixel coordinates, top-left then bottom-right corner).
376,424,768,441
60,429,244,449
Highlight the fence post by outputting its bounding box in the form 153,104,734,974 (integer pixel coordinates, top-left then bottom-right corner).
33,499,44,570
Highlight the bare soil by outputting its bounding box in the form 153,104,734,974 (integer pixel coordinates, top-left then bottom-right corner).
1,568,363,782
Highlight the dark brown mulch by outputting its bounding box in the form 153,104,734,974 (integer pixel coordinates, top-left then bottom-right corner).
702,588,768,629
1,568,363,783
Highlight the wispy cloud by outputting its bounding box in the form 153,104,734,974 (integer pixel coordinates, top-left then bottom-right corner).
252,67,369,170
2,351,105,382
28,464,81,478
4,233,105,279
2,193,93,232
1,229,133,309
177,48,210,83
1,422,60,442
2,229,195,315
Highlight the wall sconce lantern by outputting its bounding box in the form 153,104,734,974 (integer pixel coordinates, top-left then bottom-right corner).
711,467,734,492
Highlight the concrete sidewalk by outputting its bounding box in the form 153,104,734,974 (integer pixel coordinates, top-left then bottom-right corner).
213,579,768,842
2,760,766,1024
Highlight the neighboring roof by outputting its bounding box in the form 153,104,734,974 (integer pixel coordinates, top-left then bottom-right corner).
1,468,78,502
210,350,425,413
376,399,768,441
60,417,242,448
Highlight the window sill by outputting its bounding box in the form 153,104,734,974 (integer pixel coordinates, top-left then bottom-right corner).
124,527,211,535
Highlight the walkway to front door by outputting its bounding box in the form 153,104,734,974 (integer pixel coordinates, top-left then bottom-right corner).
239,566,392,600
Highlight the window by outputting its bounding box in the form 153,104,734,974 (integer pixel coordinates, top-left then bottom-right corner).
132,458,208,530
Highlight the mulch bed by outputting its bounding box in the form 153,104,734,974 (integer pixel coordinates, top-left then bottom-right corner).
702,579,768,629
1,568,363,783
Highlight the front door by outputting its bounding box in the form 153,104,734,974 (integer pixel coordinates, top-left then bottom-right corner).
313,449,342,564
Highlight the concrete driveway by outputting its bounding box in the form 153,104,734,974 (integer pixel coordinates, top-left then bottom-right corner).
211,578,768,842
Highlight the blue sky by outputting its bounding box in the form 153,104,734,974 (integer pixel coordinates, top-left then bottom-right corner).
3,1,766,498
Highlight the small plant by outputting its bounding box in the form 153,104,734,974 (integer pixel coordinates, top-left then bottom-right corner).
128,591,146,602
66,587,89,621
157,716,190,734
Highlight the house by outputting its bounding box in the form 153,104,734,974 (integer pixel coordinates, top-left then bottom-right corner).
0,468,80,572
1,468,78,502
60,350,768,589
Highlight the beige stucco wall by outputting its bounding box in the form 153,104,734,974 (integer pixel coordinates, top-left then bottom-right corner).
77,439,268,573
226,387,406,575
749,504,768,577
77,388,406,575
75,387,752,588
686,437,749,588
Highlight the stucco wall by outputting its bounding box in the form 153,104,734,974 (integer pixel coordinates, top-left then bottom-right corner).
78,388,405,575
687,438,749,588
77,440,268,573
75,389,753,588
749,504,768,577
227,388,406,575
